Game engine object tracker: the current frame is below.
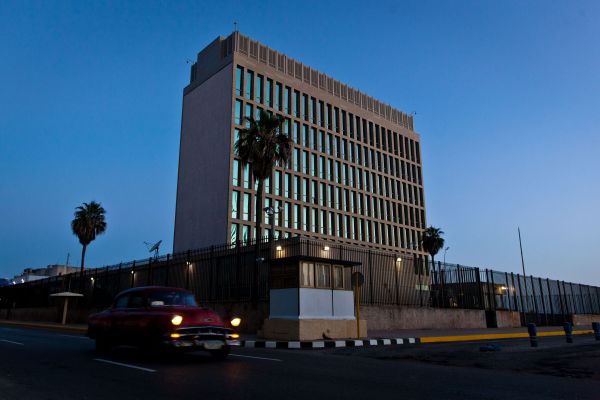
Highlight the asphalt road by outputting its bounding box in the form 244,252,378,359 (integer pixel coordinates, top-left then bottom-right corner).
1,326,599,400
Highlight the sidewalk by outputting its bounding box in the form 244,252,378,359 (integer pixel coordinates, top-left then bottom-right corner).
0,320,87,334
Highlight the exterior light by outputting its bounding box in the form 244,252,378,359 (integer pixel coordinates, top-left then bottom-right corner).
90,277,94,282
396,257,402,262
230,317,242,327
21,279,25,283
171,315,183,326
275,245,282,251
130,270,134,275
323,246,330,251
500,286,508,291
170,333,181,339
230,333,240,339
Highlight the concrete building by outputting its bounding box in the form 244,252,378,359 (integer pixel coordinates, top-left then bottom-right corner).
174,32,426,258
12,265,79,284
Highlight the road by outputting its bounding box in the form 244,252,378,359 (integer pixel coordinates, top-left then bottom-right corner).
1,325,599,400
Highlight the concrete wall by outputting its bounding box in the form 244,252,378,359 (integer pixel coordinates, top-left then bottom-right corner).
495,310,521,328
571,314,600,327
361,305,487,331
173,63,233,253
262,319,367,341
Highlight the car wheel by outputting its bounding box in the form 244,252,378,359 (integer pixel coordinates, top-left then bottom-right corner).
95,336,112,354
209,346,230,360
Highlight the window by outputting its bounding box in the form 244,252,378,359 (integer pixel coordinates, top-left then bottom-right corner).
256,74,264,103
245,104,252,127
293,121,300,144
234,100,243,125
232,159,240,186
293,204,300,229
294,90,300,118
242,193,251,221
284,173,291,198
129,294,145,308
333,265,344,289
230,223,238,243
315,264,331,288
114,295,129,309
274,171,281,196
293,176,300,200
284,86,291,114
301,262,314,287
302,178,309,202
245,70,254,100
266,78,273,107
243,164,251,189
231,191,239,219
241,225,250,242
235,66,243,96
303,206,309,230
275,82,282,110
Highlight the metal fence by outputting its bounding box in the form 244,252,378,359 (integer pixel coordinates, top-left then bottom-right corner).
1,237,599,326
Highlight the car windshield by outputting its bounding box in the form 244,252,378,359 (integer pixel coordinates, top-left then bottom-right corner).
147,291,198,307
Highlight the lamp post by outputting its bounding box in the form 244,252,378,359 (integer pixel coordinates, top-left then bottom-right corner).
264,205,283,243
443,246,450,265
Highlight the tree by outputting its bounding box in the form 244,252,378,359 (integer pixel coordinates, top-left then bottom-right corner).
71,201,107,274
421,226,445,270
235,110,292,244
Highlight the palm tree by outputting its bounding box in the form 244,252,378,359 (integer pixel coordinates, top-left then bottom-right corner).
71,201,107,274
235,110,292,244
421,226,445,270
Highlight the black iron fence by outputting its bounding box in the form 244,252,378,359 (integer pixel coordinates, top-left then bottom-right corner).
1,237,599,325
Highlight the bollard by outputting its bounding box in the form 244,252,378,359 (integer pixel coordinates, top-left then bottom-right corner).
593,322,600,341
563,322,573,343
527,323,538,347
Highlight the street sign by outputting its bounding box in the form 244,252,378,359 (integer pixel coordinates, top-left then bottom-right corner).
351,271,364,288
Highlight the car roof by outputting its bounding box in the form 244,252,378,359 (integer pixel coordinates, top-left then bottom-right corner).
115,286,192,297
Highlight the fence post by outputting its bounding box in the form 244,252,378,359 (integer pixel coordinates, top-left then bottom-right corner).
516,274,526,325
546,278,555,324
557,280,567,322
530,275,540,325
538,277,548,326
489,270,496,310
116,263,122,292
165,254,170,287
475,268,484,310
368,250,374,305
148,257,153,286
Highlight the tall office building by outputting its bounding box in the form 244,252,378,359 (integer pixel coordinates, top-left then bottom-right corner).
174,32,426,257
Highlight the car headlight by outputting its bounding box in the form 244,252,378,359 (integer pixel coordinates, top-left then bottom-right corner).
171,315,183,326
230,317,241,327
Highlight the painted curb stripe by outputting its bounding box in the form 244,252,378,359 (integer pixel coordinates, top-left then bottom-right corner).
238,337,419,349
420,330,594,343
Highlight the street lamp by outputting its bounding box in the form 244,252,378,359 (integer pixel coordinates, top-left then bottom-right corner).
264,205,283,242
443,247,450,265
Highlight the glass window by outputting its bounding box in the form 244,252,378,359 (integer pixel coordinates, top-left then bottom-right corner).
302,178,309,202
245,70,254,100
333,107,339,132
293,204,300,229
311,154,317,177
319,156,325,179
320,210,326,234
114,295,129,309
311,208,318,233
302,94,308,120
242,225,250,243
256,74,264,103
294,149,301,172
245,104,252,127
274,170,281,196
284,86,291,114
129,294,145,308
235,66,244,96
333,265,344,289
230,223,238,243
293,121,300,144
284,173,291,198
303,206,309,231
315,264,331,288
294,90,300,118
234,100,243,125
275,82,282,111
242,164,251,188
266,78,273,107
242,193,251,221
301,262,314,287
284,202,290,228
232,159,240,186
294,176,300,200
302,151,308,174
231,191,239,219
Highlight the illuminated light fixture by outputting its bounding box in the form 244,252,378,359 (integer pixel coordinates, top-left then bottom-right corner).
230,317,242,327
90,277,94,282
500,286,508,291
230,333,240,339
323,246,330,251
21,279,25,283
170,333,181,339
396,257,402,262
130,270,134,275
171,315,183,326
275,246,282,251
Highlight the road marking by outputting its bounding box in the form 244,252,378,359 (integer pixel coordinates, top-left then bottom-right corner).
94,358,156,373
0,339,24,346
57,334,89,339
230,354,282,362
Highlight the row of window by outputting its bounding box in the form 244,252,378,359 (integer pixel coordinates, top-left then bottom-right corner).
230,221,423,250
300,262,345,289
233,102,422,187
231,186,425,229
235,65,421,164
231,158,425,209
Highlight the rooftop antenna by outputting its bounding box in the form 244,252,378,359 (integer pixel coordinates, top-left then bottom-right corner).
144,240,162,259
518,227,526,277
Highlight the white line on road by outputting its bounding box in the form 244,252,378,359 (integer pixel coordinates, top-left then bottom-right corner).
230,353,282,362
94,358,156,373
57,334,90,339
0,339,24,346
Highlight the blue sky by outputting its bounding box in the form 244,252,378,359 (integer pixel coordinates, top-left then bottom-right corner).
1,1,598,285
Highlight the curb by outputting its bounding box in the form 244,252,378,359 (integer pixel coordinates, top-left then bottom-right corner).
0,320,87,334
240,337,419,349
420,330,594,344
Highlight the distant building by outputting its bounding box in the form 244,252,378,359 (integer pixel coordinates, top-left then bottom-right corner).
12,265,80,284
174,32,426,258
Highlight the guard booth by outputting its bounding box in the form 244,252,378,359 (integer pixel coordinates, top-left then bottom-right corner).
262,250,367,341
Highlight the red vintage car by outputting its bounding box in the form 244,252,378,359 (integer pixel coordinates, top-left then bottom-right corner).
87,286,241,359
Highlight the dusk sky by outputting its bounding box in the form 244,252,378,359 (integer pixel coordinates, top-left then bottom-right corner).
1,1,598,285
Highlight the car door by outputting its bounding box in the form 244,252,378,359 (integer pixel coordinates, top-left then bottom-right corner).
121,292,147,343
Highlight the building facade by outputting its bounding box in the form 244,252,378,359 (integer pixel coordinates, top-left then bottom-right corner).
174,32,426,257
